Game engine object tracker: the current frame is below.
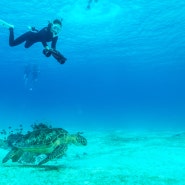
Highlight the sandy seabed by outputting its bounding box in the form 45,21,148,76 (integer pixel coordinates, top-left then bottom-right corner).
0,129,185,185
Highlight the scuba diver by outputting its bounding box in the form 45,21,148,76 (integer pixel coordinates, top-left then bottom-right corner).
31,64,39,83
24,64,40,91
0,19,67,64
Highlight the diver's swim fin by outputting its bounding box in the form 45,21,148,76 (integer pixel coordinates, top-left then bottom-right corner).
0,19,14,29
43,49,67,64
50,49,67,64
43,49,52,57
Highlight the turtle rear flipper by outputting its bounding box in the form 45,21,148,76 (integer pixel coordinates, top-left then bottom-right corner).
2,148,19,163
11,150,24,162
38,144,68,165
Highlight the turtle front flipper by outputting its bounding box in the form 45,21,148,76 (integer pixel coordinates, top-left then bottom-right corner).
38,144,68,165
2,148,21,163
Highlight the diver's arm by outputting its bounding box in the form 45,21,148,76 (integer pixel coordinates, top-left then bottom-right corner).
42,42,50,50
51,37,58,49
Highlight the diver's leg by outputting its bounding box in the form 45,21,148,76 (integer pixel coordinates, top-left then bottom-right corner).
9,28,33,47
24,41,35,48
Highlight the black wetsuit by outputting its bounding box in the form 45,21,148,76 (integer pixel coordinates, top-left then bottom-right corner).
9,23,58,49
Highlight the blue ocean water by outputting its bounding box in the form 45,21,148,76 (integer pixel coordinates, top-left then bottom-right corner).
1,1,185,184
0,0,185,130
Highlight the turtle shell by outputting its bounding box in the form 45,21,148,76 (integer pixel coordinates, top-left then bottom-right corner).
13,128,68,153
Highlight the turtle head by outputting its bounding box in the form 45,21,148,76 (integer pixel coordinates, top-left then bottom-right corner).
71,132,87,146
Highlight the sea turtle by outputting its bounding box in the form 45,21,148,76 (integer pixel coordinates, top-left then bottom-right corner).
2,127,87,165
0,122,51,151
0,123,55,164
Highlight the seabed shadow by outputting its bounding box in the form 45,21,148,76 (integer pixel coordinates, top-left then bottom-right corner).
3,163,67,171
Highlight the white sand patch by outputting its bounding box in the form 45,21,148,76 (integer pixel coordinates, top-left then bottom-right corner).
0,130,185,185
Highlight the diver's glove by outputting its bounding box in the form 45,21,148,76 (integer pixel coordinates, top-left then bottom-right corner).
43,48,52,57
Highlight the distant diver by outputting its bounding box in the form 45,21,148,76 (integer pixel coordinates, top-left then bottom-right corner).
24,64,40,91
31,64,39,83
86,0,98,9
24,64,32,86
0,19,67,64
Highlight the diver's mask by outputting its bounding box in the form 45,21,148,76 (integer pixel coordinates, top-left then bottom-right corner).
51,23,62,37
